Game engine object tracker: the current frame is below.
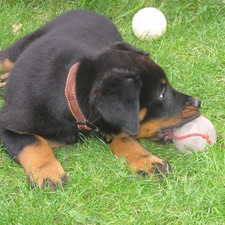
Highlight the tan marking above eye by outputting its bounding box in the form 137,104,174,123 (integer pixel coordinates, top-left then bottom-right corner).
161,78,167,85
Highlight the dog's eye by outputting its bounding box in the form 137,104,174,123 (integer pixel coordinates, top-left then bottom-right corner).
159,87,166,99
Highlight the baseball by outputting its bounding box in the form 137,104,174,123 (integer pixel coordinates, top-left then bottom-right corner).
172,115,217,153
132,7,167,40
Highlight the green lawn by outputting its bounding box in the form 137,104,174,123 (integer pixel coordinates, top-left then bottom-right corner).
0,0,225,224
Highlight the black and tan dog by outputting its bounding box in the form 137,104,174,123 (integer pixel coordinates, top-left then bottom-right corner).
0,10,201,188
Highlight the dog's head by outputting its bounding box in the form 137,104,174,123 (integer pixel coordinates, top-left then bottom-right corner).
82,42,201,142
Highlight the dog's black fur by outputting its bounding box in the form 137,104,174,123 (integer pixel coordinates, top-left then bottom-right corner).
0,10,201,188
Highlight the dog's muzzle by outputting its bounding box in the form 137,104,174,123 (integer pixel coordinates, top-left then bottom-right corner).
186,97,201,108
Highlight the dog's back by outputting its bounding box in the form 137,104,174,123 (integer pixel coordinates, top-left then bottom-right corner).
0,10,122,71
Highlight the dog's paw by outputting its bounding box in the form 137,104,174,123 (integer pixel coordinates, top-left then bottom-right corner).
26,160,68,189
130,155,172,178
17,135,68,189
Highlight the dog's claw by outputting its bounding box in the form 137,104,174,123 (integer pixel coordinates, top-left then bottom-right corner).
137,160,172,179
153,160,172,178
28,174,68,190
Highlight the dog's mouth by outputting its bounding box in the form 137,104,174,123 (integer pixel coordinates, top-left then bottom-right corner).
156,112,201,144
147,127,175,144
152,118,195,144
154,128,174,144
153,118,197,144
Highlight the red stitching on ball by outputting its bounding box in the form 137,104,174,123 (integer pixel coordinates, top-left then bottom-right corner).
172,133,212,145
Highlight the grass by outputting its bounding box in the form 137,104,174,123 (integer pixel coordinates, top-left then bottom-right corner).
0,0,225,224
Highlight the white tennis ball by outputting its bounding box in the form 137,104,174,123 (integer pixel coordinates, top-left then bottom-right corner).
172,115,217,153
132,7,167,40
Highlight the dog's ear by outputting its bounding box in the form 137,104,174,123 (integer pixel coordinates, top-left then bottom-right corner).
91,75,142,136
109,42,149,56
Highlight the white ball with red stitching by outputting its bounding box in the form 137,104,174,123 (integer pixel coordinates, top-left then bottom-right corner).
172,115,217,153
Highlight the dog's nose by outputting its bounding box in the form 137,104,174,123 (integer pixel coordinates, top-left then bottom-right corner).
186,97,201,108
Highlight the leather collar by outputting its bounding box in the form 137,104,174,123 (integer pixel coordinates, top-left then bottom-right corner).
65,62,114,143
65,62,92,130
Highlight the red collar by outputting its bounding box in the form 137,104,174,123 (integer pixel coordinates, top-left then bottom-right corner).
65,62,92,130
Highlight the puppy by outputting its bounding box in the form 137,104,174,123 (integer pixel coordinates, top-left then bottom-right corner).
0,10,201,188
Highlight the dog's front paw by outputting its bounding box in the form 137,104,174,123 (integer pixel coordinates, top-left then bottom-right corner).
128,154,172,179
17,136,68,189
26,160,68,189
136,158,172,178
110,135,172,179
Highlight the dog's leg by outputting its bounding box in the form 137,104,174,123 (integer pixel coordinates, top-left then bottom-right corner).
0,128,67,189
0,58,14,72
109,134,172,178
0,57,14,87
0,72,9,87
0,30,39,86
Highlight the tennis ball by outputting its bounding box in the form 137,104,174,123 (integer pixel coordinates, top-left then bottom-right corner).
132,7,167,40
172,115,217,153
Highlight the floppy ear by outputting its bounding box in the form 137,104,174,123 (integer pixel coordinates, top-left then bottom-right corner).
91,76,142,136
109,42,150,56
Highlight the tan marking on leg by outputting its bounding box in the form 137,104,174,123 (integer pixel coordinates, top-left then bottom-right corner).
109,134,170,176
0,58,14,71
0,72,9,80
0,81,6,87
0,72,9,87
17,135,67,189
